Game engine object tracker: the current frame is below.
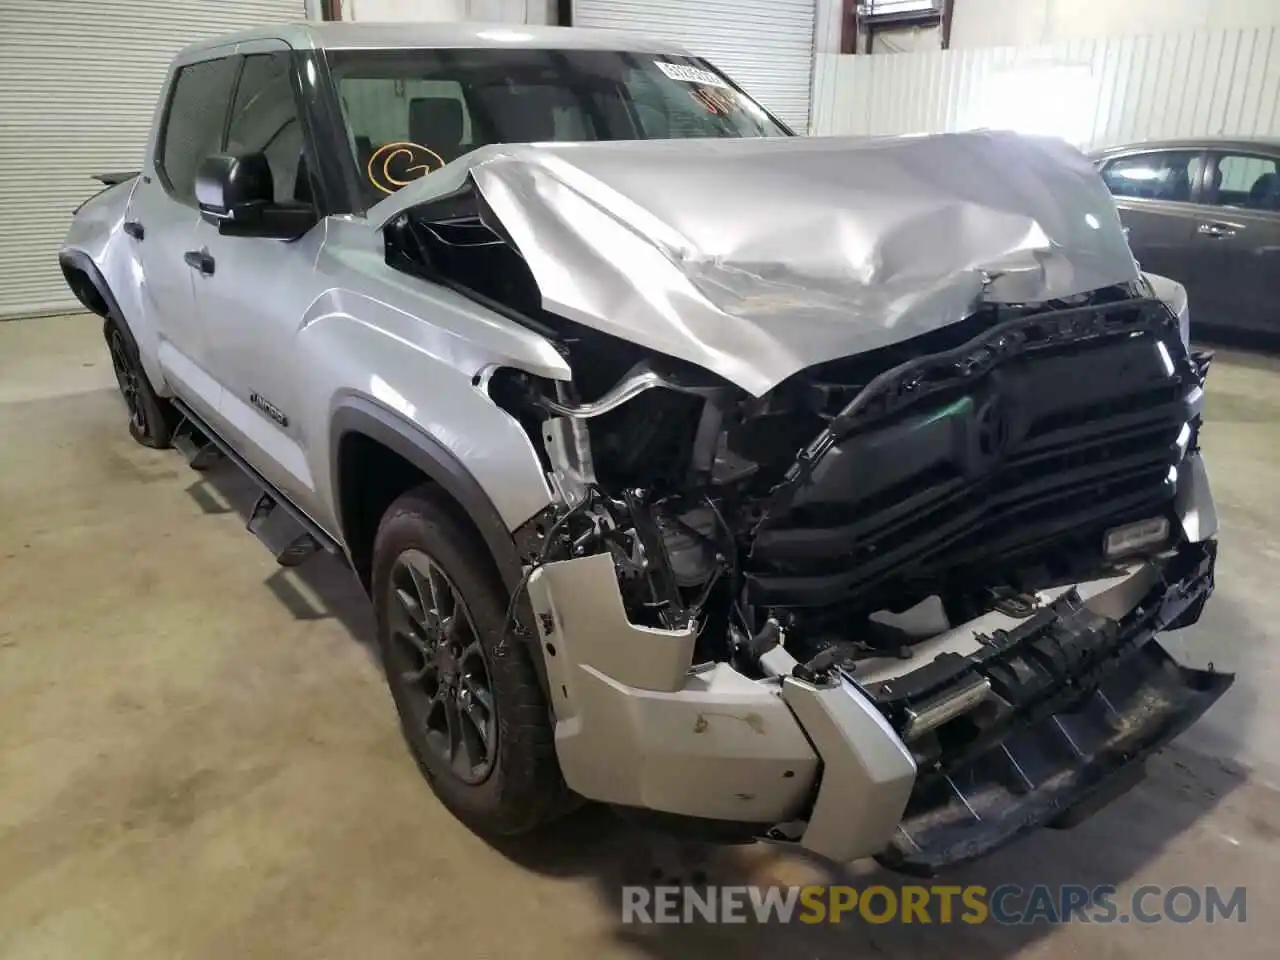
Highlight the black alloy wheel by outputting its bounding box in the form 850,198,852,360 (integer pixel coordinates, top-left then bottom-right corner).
108,326,147,434
102,319,174,448
385,548,498,785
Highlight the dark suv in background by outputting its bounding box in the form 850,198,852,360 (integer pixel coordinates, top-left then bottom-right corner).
1093,138,1280,341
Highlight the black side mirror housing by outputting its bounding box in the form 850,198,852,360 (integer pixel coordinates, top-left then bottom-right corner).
196,153,271,222
195,152,317,240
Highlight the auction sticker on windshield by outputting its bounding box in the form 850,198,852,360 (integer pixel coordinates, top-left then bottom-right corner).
654,61,728,88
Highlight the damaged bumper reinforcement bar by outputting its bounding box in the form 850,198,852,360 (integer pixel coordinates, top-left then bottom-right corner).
874,539,1227,874
527,537,1229,871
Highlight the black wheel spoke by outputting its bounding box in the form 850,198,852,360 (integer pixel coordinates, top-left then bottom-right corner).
392,584,427,634
458,683,494,757
461,672,494,717
425,683,449,733
402,560,429,614
108,332,145,429
457,700,489,777
386,550,497,785
438,694,471,776
426,562,454,621
399,648,435,685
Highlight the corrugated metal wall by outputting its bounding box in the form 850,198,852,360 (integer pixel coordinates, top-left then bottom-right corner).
812,25,1280,150
0,0,308,319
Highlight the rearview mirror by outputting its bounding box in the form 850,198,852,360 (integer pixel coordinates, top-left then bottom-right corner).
195,152,317,240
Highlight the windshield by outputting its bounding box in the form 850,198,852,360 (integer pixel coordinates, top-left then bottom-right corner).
327,48,789,204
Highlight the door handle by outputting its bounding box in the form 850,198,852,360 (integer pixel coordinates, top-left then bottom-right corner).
183,248,215,275
1197,222,1237,239
122,219,145,241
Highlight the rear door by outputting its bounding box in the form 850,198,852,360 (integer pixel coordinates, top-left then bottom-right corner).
1185,150,1280,335
1099,149,1206,290
127,52,238,424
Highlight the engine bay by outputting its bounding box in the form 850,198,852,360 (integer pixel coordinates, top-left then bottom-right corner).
386,186,1208,753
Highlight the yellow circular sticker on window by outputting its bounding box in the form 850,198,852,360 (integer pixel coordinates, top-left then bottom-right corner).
367,141,446,195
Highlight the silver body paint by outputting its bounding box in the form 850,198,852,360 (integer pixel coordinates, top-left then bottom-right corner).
61,22,1219,865
378,131,1141,396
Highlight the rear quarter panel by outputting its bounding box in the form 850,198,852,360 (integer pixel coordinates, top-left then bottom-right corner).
62,178,169,389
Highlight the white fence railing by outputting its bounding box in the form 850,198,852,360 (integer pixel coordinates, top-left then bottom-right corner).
811,26,1280,150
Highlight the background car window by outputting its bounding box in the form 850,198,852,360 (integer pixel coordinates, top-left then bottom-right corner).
225,53,310,205
1100,151,1202,202
1209,153,1280,211
158,57,238,203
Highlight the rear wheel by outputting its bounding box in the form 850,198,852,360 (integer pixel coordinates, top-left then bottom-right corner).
372,486,568,835
104,320,174,448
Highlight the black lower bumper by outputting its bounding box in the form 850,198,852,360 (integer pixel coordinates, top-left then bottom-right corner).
876,540,1231,876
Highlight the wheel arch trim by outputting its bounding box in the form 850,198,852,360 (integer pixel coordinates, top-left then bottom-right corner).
59,250,118,323
329,397,526,594
59,249,164,392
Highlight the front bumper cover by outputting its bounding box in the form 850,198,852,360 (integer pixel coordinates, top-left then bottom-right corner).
528,536,1228,869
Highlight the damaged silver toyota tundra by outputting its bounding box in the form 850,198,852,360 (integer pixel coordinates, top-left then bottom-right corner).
62,24,1230,875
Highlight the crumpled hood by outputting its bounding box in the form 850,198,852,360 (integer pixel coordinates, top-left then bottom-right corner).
374,132,1139,397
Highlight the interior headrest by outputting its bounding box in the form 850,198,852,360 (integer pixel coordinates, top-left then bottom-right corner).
409,97,464,149
1167,165,1191,201
1249,172,1278,206
473,88,558,143
506,100,557,142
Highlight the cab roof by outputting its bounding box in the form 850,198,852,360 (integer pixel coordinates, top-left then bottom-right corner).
177,20,689,58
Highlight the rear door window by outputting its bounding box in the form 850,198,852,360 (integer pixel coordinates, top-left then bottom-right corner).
157,56,238,203
1207,153,1280,211
1100,151,1203,203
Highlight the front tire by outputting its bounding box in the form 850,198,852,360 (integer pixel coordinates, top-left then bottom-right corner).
104,320,174,448
372,486,567,836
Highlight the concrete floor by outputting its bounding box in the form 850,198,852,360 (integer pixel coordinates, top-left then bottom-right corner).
1,313,1278,959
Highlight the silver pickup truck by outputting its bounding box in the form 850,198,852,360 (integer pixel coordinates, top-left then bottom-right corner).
60,21,1229,874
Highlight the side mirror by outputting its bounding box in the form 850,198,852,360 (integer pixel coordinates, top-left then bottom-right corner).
195,152,317,240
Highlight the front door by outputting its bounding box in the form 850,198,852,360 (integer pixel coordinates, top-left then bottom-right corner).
189,47,328,519
129,53,240,424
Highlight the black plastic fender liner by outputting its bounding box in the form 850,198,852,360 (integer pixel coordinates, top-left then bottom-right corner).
330,398,552,700
329,397,527,595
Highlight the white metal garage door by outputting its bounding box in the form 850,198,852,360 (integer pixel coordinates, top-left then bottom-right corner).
572,0,817,134
0,0,307,319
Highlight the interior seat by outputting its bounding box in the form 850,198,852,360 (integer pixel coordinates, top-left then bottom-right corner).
1248,172,1279,210
408,97,465,165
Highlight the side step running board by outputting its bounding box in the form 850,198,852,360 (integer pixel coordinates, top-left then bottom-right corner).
173,421,224,471
168,397,342,568
248,493,319,567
